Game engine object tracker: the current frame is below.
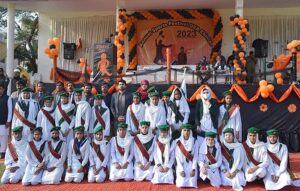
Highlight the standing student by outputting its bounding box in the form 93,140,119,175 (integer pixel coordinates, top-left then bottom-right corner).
12,87,39,141
0,83,12,158
37,95,56,140
218,90,242,142
55,92,75,144
90,94,110,139
126,92,146,136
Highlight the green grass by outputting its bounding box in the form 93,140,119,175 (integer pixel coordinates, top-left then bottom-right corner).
0,163,5,185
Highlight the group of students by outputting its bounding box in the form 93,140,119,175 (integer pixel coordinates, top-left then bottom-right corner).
0,79,294,190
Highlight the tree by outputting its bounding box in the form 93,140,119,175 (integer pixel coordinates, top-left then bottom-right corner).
0,7,38,73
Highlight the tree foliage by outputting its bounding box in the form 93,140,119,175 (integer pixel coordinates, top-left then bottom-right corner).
0,7,39,73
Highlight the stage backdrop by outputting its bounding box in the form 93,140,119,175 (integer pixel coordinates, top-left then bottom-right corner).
93,42,117,84
137,19,214,65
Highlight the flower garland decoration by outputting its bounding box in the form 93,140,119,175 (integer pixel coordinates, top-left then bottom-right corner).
230,15,250,85
259,104,268,112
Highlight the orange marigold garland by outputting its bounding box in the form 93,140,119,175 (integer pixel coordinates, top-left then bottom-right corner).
230,15,250,85
288,104,297,113
259,104,268,112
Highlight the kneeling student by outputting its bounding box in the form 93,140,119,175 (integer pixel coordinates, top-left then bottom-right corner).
175,124,198,188
1,126,27,184
220,128,246,191
264,129,291,190
109,122,134,181
42,127,67,184
133,121,155,181
22,127,48,186
88,125,110,183
151,124,175,184
198,131,222,188
65,126,90,183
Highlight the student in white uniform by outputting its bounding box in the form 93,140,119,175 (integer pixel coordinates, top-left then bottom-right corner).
220,128,246,191
144,91,166,135
169,88,190,140
37,95,56,140
74,88,91,137
133,121,155,181
22,127,48,186
41,127,67,184
242,127,269,183
264,129,291,190
218,90,242,142
65,126,90,183
109,122,134,181
90,94,110,139
151,124,175,185
88,125,110,183
175,124,198,188
55,92,75,144
126,92,146,136
198,131,222,188
1,126,27,184
12,87,39,141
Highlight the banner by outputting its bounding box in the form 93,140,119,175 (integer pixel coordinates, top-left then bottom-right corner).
93,43,117,84
137,19,214,66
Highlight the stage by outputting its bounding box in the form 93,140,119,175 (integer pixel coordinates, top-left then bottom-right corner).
0,153,299,191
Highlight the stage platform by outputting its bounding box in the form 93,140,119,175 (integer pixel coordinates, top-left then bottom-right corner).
0,154,299,191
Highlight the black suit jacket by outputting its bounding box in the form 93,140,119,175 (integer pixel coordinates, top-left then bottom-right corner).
110,91,132,119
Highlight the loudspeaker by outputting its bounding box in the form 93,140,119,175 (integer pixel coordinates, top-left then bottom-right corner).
63,43,76,60
252,39,268,58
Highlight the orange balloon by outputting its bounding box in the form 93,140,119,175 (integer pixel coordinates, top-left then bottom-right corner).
240,24,245,29
237,36,243,40
79,62,84,67
243,20,248,24
260,85,268,94
261,92,269,98
267,84,274,92
234,18,239,23
246,32,250,36
119,35,125,41
44,48,50,54
53,38,60,45
275,72,282,78
117,44,123,49
50,49,58,56
117,58,123,63
79,58,85,63
242,28,247,33
239,52,245,57
120,24,125,31
242,60,247,64
259,80,268,87
48,38,54,45
277,78,284,85
234,48,238,52
239,40,245,45
230,21,235,26
239,16,244,20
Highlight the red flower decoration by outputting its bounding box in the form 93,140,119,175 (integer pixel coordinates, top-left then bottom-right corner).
288,104,297,113
259,104,268,112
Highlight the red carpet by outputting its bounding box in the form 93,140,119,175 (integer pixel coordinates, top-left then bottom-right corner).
0,154,299,191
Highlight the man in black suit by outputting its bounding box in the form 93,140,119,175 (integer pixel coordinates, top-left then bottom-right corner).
110,79,132,135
